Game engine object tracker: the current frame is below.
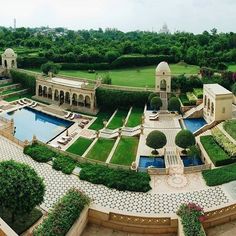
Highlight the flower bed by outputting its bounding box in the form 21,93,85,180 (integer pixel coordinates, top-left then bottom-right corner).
34,188,89,236
177,203,205,236
212,127,236,157
186,92,197,105
200,135,232,166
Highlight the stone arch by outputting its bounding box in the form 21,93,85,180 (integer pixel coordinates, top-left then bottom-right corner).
59,90,64,104
65,92,70,104
12,60,15,67
43,86,47,97
38,85,42,96
72,93,77,106
207,98,210,110
160,79,167,91
78,94,84,106
48,87,52,99
4,60,7,68
54,89,59,101
85,95,91,108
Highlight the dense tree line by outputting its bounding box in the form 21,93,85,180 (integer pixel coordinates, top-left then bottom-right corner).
0,27,236,68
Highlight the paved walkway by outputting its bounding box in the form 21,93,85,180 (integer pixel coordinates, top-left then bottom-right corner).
0,135,233,216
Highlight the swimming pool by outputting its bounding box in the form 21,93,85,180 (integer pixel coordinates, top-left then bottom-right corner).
181,156,203,167
139,156,165,168
1,107,73,142
183,118,207,133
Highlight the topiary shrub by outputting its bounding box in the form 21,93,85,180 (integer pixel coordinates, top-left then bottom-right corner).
175,130,196,154
0,160,45,223
168,97,181,112
146,130,167,155
148,92,158,102
52,155,77,174
150,96,162,111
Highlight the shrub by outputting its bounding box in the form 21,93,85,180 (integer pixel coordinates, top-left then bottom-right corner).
41,61,61,75
200,135,233,166
150,96,162,111
186,92,197,105
148,92,159,102
146,130,167,154
101,74,112,84
175,130,196,152
24,143,56,162
179,94,190,106
0,160,45,223
34,188,89,236
202,163,236,186
96,87,151,109
211,127,236,157
79,163,151,192
177,203,205,236
10,69,36,93
52,155,77,174
168,97,181,112
193,88,203,99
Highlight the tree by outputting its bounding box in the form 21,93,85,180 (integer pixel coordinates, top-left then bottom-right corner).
175,130,196,154
101,74,112,84
41,61,61,75
150,96,162,111
168,97,181,112
146,130,167,155
0,160,45,222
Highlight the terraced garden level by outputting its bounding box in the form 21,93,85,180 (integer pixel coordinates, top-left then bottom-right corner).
66,137,93,156
126,107,143,127
107,109,129,129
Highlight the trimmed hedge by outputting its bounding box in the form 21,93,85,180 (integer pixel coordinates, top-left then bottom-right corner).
79,163,151,192
186,92,197,105
24,143,56,162
202,163,236,186
200,135,233,167
52,155,77,174
96,87,151,109
179,94,190,106
10,69,36,93
60,62,110,70
34,188,89,236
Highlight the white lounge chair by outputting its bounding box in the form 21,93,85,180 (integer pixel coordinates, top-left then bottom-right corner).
149,114,159,120
62,136,72,141
57,139,68,145
28,101,34,106
22,99,28,104
31,102,38,108
70,113,75,120
64,112,71,118
49,143,61,149
18,100,24,105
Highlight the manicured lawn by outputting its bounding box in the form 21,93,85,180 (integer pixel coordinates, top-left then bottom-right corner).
223,120,236,140
203,163,236,186
26,64,199,88
4,93,33,102
0,82,13,88
66,137,93,156
179,94,190,106
200,135,232,167
89,110,114,130
107,109,129,129
228,64,236,72
1,87,23,95
110,137,139,166
86,138,115,162
126,107,143,127
0,208,42,235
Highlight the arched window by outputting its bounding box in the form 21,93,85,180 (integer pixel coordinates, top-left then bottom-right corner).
65,92,70,104
48,88,52,99
85,96,91,108
59,91,64,104
204,95,207,107
38,85,42,96
11,60,15,67
211,102,214,115
43,86,47,97
78,94,84,106
4,60,7,68
160,79,166,91
72,93,77,106
54,89,59,101
207,99,210,110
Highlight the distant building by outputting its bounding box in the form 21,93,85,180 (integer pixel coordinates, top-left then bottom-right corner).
159,23,170,34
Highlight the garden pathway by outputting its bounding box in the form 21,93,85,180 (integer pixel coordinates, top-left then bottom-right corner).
0,135,233,216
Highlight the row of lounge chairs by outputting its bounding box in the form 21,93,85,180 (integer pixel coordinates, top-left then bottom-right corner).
149,113,159,121
17,99,38,108
57,135,72,145
64,112,81,120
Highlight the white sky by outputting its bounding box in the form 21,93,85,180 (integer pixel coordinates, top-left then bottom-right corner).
1,0,236,33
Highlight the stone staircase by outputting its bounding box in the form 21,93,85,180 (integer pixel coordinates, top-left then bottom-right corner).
164,148,184,175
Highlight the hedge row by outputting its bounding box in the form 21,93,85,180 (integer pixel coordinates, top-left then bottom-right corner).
79,163,151,192
34,188,89,236
10,69,36,93
60,62,110,70
96,87,151,109
17,56,48,68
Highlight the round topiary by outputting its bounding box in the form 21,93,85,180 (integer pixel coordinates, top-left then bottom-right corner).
148,92,158,102
168,97,181,112
0,160,45,222
150,96,162,111
175,130,196,153
146,130,167,154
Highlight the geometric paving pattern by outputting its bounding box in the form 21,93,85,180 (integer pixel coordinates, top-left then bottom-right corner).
0,136,231,215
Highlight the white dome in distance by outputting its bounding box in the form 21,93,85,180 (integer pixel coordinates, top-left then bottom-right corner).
156,61,171,74
3,48,16,57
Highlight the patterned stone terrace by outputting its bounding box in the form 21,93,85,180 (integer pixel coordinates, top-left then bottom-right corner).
0,135,233,216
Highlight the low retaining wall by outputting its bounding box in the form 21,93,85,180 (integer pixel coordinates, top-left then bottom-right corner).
0,88,29,99
0,78,12,85
0,83,21,92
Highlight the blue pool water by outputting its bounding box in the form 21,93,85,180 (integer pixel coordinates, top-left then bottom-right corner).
139,156,165,168
1,107,73,142
181,156,203,167
183,118,207,133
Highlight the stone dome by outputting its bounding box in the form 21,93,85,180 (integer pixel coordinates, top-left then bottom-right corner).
156,61,171,74
3,48,16,57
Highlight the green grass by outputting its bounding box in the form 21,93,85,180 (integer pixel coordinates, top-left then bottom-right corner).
126,107,143,127
86,138,115,162
1,87,23,95
228,64,236,72
26,64,199,88
203,163,236,186
179,94,190,106
107,109,129,129
89,110,114,130
223,120,236,141
66,137,93,156
0,82,14,88
110,137,139,166
3,93,33,102
200,135,232,167
0,208,42,235
193,88,203,99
